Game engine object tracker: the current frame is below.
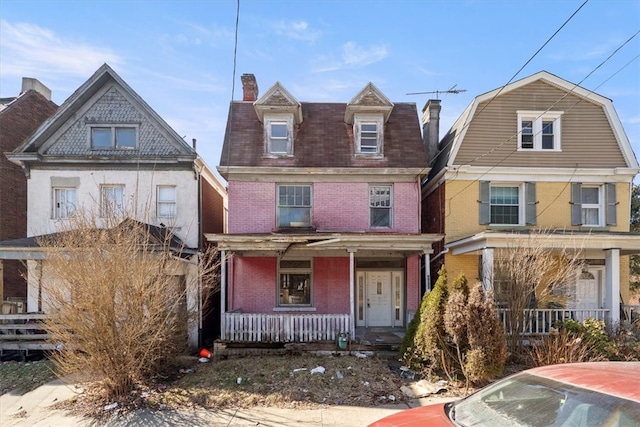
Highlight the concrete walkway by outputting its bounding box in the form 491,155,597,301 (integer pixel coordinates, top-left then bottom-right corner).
0,378,455,426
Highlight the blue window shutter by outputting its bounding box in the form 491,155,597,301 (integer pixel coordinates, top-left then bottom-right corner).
479,181,490,225
571,183,582,226
525,182,537,225
606,183,617,226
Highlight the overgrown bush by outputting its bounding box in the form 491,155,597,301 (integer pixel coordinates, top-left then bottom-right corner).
529,318,640,366
402,269,506,386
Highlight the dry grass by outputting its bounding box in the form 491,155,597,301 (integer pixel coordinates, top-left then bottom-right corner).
0,359,56,395
54,353,466,418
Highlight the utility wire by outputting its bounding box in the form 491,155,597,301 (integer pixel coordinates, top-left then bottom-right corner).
428,0,590,169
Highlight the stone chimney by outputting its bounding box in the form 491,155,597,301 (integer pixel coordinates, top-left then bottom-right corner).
241,74,258,102
21,77,51,100
422,99,441,163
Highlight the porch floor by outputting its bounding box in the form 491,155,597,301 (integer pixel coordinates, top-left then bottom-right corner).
354,327,405,350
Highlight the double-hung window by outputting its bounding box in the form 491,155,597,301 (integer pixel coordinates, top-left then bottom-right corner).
52,188,77,219
100,184,125,217
369,185,392,228
479,181,537,226
277,185,312,228
354,115,383,155
571,183,617,227
264,115,293,155
157,186,176,218
517,111,562,151
278,259,312,307
91,126,137,149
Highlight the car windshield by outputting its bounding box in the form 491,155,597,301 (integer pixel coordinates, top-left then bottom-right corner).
452,372,640,427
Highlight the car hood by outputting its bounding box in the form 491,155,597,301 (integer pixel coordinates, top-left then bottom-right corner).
369,403,452,426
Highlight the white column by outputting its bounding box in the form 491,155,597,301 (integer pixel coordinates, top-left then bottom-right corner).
423,251,431,294
482,248,494,291
348,249,356,338
220,250,227,339
605,248,620,323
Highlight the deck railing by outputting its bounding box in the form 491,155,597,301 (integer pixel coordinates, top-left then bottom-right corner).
222,312,350,343
0,313,55,353
497,308,610,336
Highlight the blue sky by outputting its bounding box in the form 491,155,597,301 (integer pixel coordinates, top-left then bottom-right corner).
1,0,639,181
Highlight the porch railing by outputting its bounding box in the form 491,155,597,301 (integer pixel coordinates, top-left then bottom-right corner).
622,305,639,322
497,308,610,336
222,312,350,343
0,313,55,352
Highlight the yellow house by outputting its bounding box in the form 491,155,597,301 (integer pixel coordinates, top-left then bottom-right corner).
421,71,639,325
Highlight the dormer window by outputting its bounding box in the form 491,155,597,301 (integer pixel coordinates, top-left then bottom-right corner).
354,115,383,155
91,125,137,149
265,116,293,155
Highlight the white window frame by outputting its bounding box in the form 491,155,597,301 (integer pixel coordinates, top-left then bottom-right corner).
277,259,313,307
52,187,77,219
157,186,176,218
354,115,384,155
100,184,125,217
264,114,293,156
517,111,562,151
90,125,138,149
277,184,312,228
581,185,604,227
490,183,523,226
369,185,392,228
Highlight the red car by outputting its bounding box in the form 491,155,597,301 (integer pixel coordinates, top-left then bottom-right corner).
369,362,640,426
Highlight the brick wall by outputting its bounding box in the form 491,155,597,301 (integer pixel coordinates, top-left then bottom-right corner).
0,91,57,298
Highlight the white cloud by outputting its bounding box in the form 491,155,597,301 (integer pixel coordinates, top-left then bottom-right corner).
341,41,388,67
273,20,320,42
0,20,122,78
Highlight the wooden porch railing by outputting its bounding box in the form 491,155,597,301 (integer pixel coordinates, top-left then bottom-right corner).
623,304,640,322
0,313,55,353
497,308,610,336
222,313,350,343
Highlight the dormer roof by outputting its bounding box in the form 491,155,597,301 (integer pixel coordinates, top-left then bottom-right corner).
253,82,303,124
344,82,394,124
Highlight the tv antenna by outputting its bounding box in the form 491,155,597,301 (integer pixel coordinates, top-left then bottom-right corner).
406,84,467,99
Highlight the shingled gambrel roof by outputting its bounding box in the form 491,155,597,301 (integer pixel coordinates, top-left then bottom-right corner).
426,70,639,185
219,100,426,170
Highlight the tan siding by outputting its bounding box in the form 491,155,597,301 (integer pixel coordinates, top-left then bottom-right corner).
455,80,627,168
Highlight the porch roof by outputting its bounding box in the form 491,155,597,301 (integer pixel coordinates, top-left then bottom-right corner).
446,229,640,256
205,232,443,257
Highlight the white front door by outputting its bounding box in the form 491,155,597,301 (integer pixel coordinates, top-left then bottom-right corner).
356,271,403,327
574,270,600,321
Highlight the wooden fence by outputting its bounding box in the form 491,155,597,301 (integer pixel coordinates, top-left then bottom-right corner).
223,313,350,343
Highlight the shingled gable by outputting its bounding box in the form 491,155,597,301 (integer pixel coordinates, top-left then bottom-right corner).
219,82,426,172
253,82,303,124
344,82,394,124
7,63,196,173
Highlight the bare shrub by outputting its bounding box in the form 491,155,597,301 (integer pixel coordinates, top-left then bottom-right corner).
490,229,583,357
39,210,218,398
528,328,604,366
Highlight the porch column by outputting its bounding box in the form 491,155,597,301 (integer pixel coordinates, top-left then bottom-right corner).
348,249,356,338
482,248,494,291
423,251,431,295
220,250,226,339
604,248,620,323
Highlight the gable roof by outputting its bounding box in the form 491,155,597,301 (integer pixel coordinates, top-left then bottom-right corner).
429,70,639,181
219,97,425,172
7,64,196,169
254,82,303,124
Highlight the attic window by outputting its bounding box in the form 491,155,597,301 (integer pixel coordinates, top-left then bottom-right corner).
354,115,383,155
91,126,137,149
517,111,562,151
264,115,293,156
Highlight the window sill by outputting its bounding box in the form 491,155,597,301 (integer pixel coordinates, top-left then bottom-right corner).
486,225,529,230
579,226,609,231
354,153,384,159
263,153,294,159
517,148,561,152
273,307,317,312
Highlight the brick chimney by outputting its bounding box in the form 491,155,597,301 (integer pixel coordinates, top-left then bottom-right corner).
422,99,441,163
21,77,51,101
241,74,258,102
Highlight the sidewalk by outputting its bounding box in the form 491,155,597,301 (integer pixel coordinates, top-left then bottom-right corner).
0,378,455,426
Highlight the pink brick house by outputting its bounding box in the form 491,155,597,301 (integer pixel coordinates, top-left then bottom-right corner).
207,75,442,343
